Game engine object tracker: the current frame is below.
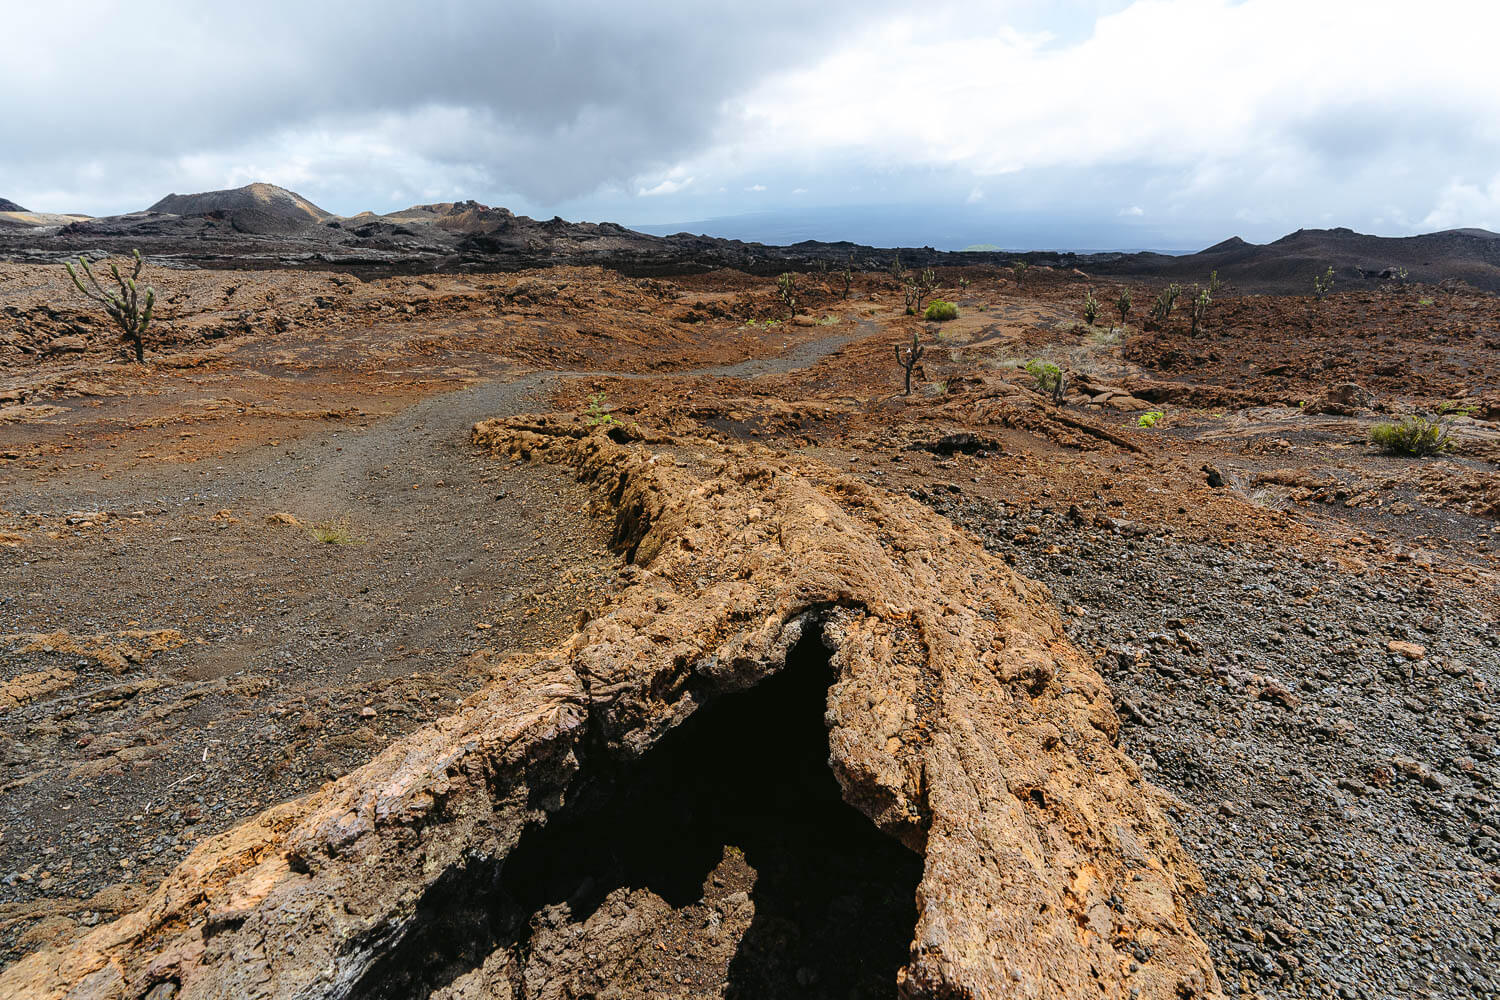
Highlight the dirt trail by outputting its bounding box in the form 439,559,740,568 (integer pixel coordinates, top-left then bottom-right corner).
0,319,866,964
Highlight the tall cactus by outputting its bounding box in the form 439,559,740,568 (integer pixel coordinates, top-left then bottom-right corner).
64,249,156,363
776,272,798,320
896,331,925,395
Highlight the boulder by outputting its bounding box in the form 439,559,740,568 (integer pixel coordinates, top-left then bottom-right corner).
1304,381,1373,415
46,334,88,353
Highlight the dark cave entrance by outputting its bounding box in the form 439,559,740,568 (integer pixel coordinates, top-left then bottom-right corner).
356,623,923,999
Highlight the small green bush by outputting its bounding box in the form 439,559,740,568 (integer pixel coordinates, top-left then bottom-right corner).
585,391,618,427
1369,416,1451,456
1025,359,1062,393
924,299,959,321
1137,411,1164,428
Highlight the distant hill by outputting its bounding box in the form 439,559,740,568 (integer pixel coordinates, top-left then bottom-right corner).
1085,227,1500,293
148,183,331,223
0,197,26,213
6,189,1500,293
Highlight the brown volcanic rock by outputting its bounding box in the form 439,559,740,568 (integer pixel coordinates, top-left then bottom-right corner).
0,418,1218,1000
1304,381,1374,415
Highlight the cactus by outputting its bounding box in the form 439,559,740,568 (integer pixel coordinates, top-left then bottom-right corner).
1190,285,1211,336
776,272,798,319
64,250,156,363
1083,290,1099,326
1116,288,1133,327
1011,260,1030,285
1313,265,1334,300
840,255,854,300
902,268,937,315
895,331,925,395
1148,283,1182,328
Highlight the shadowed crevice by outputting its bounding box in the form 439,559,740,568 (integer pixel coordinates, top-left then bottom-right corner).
350,622,922,999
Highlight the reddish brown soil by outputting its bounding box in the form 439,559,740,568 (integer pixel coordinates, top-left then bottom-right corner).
1,259,1496,999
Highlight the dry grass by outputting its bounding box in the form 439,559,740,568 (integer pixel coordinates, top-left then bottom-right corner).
308,515,360,545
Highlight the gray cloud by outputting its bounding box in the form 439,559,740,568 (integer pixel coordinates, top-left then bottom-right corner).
4,0,900,210
4,0,1497,245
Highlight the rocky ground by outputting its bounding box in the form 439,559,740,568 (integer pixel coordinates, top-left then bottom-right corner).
917,489,1498,998
1,257,1496,998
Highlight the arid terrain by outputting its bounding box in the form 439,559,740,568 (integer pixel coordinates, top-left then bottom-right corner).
1,241,1497,999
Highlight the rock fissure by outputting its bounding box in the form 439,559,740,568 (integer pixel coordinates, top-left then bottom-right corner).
350,617,924,1000
0,415,1221,999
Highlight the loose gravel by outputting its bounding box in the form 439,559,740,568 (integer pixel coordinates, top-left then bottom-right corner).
917,487,1499,1000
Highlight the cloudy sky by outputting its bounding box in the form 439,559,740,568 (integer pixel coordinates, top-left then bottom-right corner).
5,0,1497,250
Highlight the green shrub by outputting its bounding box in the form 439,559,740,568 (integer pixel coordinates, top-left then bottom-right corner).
1369,416,1451,456
585,391,618,427
925,298,959,321
1025,359,1062,393
1137,411,1164,428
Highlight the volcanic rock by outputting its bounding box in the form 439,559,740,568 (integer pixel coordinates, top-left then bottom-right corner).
0,417,1220,1000
1304,381,1374,415
147,183,331,223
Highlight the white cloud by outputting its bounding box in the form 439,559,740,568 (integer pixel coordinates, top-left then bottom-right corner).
638,175,694,197
1421,174,1500,231
649,0,1500,236
1119,205,1144,217
3,0,1496,242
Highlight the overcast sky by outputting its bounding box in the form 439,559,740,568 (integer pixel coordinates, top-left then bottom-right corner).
4,0,1497,250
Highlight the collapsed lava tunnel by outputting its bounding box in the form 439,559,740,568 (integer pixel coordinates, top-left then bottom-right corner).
353,622,924,999
0,420,1221,1000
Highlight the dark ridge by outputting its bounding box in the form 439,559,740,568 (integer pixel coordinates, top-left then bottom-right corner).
0,198,26,213
1200,236,1248,254
147,183,331,221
